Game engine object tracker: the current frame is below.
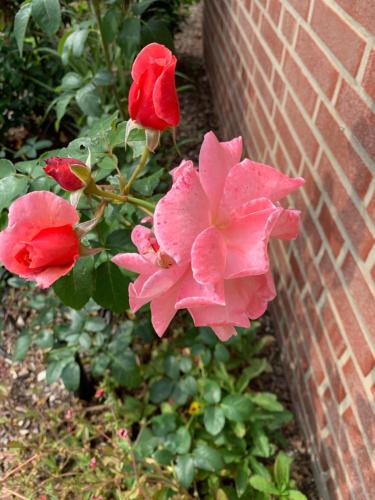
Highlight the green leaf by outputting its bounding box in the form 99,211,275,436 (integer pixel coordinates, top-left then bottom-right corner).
149,377,174,404
91,353,110,377
252,427,275,458
14,2,32,57
175,454,195,489
0,176,28,212
61,361,80,391
76,84,102,117
93,261,130,313
61,72,82,91
175,427,191,454
274,452,293,490
85,316,106,332
133,168,163,196
13,331,32,361
202,379,221,404
118,17,140,58
164,355,180,380
236,463,250,498
93,69,114,86
250,475,280,495
152,413,176,437
46,359,68,384
221,394,253,422
62,28,89,63
53,257,94,310
236,359,269,393
0,159,15,179
141,18,173,50
32,0,61,36
102,8,119,43
111,351,141,389
287,490,307,500
35,329,54,349
250,392,284,412
204,406,225,436
127,128,146,158
193,443,224,472
132,0,159,15
249,456,272,481
106,229,133,253
214,343,230,362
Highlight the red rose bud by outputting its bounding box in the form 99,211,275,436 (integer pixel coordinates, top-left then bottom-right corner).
44,157,89,191
95,388,105,399
117,428,129,439
128,43,180,131
89,457,97,468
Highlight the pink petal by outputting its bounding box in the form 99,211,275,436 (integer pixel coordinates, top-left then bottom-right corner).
245,272,276,319
6,191,79,241
199,132,242,215
25,259,78,289
170,160,194,183
221,159,305,215
271,209,301,240
150,283,180,337
212,325,237,342
112,253,155,275
154,163,210,263
189,303,250,328
191,226,226,284
153,57,180,126
140,264,187,298
232,197,275,218
222,207,282,278
175,270,225,308
129,275,150,312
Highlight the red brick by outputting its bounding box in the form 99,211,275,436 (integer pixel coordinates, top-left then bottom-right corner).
252,2,261,25
281,8,297,45
341,252,375,337
335,79,375,163
320,252,374,376
336,0,375,36
307,376,327,429
274,107,302,169
367,192,375,225
253,68,273,113
319,203,345,257
343,407,375,490
283,52,318,115
252,31,273,78
320,299,347,359
261,15,283,60
268,0,282,26
285,94,319,164
303,210,322,255
342,358,374,446
272,68,285,103
255,98,275,149
301,163,320,208
311,0,366,75
362,48,375,101
317,153,373,260
316,104,372,200
296,27,339,98
287,0,310,19
290,251,304,290
323,434,351,499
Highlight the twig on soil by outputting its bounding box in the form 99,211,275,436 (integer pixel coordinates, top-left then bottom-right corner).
0,453,38,483
1,487,29,500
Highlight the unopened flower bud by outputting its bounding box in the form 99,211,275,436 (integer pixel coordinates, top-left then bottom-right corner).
95,388,105,399
118,428,129,439
44,157,89,191
89,457,97,468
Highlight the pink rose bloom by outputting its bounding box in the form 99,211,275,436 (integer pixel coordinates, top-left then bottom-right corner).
113,132,304,340
0,191,80,288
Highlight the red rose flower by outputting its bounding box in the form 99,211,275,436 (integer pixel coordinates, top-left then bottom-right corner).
128,43,180,131
44,157,88,191
0,191,80,288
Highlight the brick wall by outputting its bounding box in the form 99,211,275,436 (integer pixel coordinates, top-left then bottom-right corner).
203,1,374,498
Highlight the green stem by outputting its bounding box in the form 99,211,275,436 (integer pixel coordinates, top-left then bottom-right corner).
127,195,155,212
125,147,150,193
90,0,125,119
86,182,155,213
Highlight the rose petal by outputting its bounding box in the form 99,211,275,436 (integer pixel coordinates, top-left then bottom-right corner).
191,226,226,284
154,163,210,263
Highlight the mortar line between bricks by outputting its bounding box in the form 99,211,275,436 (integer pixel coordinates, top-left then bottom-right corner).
364,179,375,208
231,0,375,238
356,42,372,84
244,0,375,174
